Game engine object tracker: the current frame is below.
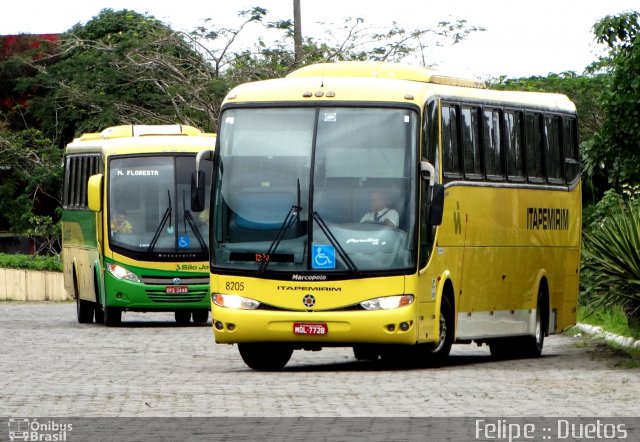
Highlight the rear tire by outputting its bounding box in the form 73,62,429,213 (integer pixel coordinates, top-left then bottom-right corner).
238,343,293,371
520,292,545,357
490,288,546,359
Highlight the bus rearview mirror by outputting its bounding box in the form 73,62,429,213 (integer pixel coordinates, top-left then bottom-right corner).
427,183,444,226
87,174,103,212
191,171,206,212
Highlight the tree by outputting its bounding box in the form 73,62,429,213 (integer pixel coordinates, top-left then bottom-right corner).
206,13,485,87
589,11,640,191
17,9,218,143
0,126,62,254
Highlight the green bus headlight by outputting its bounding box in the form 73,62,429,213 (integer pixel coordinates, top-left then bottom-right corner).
106,263,141,283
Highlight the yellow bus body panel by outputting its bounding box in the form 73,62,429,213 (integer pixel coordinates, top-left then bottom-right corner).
210,274,429,345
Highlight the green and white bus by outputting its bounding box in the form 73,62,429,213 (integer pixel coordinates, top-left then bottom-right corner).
62,124,215,326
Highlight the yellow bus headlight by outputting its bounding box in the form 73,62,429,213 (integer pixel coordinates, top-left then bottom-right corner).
212,293,260,310
360,295,414,311
106,263,141,283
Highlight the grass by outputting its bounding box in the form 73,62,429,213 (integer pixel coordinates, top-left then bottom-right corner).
0,252,62,272
578,304,640,340
573,304,640,367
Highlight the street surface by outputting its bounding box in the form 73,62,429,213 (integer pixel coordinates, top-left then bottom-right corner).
1,303,639,418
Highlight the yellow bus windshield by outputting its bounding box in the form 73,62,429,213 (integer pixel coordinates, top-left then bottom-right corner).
213,106,418,274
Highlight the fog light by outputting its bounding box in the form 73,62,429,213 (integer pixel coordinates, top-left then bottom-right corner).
214,321,224,330
227,323,236,331
399,321,410,331
387,324,395,332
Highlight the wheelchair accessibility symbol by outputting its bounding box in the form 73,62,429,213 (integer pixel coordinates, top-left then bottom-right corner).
178,235,190,249
312,245,335,269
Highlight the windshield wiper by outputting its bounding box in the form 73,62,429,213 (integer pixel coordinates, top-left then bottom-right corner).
182,190,207,253
148,190,172,253
258,180,302,274
312,211,359,274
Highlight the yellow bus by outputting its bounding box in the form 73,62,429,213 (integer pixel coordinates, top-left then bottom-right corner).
62,124,215,326
198,61,581,369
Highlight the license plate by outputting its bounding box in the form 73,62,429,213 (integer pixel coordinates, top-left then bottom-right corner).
166,285,188,294
293,322,327,335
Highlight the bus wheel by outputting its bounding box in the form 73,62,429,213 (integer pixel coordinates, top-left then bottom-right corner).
519,292,545,358
174,310,192,325
104,307,122,327
191,309,209,324
94,304,104,324
353,345,380,361
490,291,546,359
93,273,104,324
74,272,93,324
76,296,94,324
238,343,293,371
430,296,454,360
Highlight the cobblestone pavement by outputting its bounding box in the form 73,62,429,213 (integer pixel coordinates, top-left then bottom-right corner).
1,303,639,418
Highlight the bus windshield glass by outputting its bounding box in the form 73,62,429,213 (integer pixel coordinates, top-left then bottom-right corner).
213,106,417,274
108,155,209,258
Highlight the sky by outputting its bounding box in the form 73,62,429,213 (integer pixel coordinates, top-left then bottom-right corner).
2,0,639,79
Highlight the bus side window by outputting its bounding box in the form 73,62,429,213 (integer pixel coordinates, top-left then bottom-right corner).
462,106,482,180
505,110,526,182
545,114,564,184
563,117,580,183
442,104,462,181
525,112,544,183
483,107,504,180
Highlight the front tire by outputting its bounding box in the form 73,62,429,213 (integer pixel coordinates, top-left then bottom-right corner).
191,309,209,324
429,295,454,361
76,296,94,324
174,310,191,325
238,343,293,371
74,271,93,324
103,306,122,327
353,345,380,361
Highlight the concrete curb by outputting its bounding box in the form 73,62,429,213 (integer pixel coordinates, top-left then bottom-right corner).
0,268,68,301
574,322,640,350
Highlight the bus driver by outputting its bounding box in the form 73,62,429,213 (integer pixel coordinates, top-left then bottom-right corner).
360,191,399,228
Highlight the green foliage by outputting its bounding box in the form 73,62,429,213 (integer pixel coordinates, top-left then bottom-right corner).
17,9,217,141
588,11,640,192
0,127,62,250
0,252,62,272
581,202,640,324
583,189,626,229
578,304,640,340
